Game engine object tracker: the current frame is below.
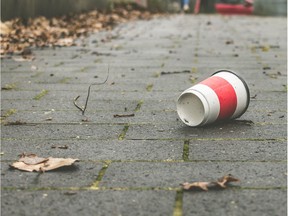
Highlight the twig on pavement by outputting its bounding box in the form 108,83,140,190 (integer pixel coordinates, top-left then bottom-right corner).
73,66,109,115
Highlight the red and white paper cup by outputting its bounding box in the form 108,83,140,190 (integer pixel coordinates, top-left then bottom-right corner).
177,70,250,127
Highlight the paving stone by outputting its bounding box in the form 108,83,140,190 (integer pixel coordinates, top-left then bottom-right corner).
1,124,123,140
1,89,179,101
1,190,176,216
242,110,286,124
100,162,286,188
188,140,287,161
1,90,46,100
249,99,287,111
1,81,152,92
183,189,287,216
141,99,177,111
1,98,139,112
2,110,137,124
1,139,183,161
125,122,287,140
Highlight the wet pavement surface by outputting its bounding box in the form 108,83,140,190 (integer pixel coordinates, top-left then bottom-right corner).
1,14,287,216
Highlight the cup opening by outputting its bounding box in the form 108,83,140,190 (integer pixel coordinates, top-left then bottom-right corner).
177,91,206,126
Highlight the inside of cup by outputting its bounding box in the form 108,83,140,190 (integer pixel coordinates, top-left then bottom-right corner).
177,92,205,126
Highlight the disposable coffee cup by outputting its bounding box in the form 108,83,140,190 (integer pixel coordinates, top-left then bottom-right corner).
177,70,250,127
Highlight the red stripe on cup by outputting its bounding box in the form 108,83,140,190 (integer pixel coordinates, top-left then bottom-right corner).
200,76,237,120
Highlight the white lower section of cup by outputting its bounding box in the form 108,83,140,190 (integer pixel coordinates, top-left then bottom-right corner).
177,84,220,127
214,72,248,118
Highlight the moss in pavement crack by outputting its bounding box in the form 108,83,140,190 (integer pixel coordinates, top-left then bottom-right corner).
182,140,189,161
146,84,153,92
173,190,183,216
33,89,49,100
90,161,112,189
118,124,129,140
134,100,143,112
1,83,17,90
0,109,17,123
59,77,71,84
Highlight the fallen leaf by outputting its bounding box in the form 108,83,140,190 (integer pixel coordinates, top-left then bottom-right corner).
181,174,240,191
10,153,79,172
0,7,161,57
0,21,12,35
181,181,210,191
214,174,240,188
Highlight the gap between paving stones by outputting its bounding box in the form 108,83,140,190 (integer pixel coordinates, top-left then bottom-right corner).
2,186,286,192
1,118,286,126
173,190,184,216
2,137,286,142
1,122,286,126
2,159,287,163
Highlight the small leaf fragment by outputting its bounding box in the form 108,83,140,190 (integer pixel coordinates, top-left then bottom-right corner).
181,174,240,192
215,174,240,188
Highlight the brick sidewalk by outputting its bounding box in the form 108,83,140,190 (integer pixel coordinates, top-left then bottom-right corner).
1,14,287,215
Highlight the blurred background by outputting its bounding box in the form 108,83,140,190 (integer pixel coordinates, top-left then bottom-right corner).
1,0,287,21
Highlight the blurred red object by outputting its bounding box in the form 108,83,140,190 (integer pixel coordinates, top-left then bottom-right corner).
215,3,253,15
194,0,201,14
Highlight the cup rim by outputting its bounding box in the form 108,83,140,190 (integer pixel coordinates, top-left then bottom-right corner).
177,89,209,127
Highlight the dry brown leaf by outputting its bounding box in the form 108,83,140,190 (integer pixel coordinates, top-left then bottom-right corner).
215,174,240,188
11,154,79,172
181,181,210,191
0,21,12,35
181,174,240,191
1,7,161,57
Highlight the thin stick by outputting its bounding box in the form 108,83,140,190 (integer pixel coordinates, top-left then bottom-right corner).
74,66,109,115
